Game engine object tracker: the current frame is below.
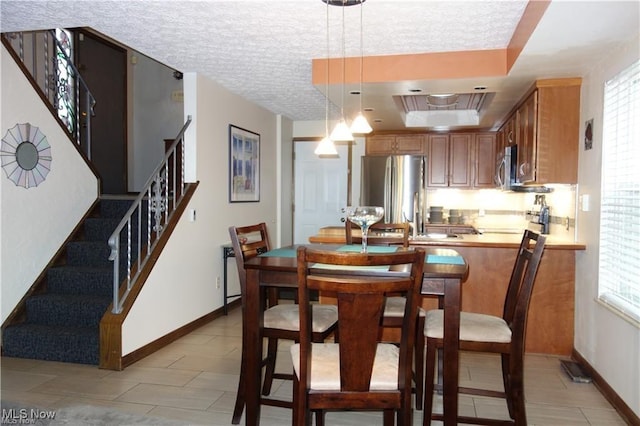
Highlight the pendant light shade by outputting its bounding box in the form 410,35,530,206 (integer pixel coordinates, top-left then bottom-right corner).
330,118,355,142
350,0,372,134
314,136,339,155
329,0,354,142
350,111,372,134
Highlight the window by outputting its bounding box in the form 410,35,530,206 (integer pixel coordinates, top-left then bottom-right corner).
54,29,75,134
598,59,640,324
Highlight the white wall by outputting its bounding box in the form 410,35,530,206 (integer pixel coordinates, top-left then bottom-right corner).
121,72,279,354
1,46,98,322
575,35,639,416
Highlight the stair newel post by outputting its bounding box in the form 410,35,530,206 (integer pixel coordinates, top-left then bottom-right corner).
108,232,121,314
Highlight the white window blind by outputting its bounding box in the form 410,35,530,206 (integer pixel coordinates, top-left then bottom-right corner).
598,59,640,324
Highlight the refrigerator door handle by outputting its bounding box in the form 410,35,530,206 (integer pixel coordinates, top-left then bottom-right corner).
384,157,392,223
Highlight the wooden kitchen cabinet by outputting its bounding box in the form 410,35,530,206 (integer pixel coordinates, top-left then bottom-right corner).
426,133,472,187
365,134,424,156
516,90,537,182
424,224,478,234
503,114,517,146
474,133,496,188
501,78,581,184
416,245,576,356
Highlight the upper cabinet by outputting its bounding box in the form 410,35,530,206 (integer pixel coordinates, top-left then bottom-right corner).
474,133,497,188
366,132,496,189
365,134,425,156
501,78,581,184
426,133,473,188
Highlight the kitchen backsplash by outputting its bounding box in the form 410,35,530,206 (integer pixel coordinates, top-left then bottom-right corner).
425,184,577,239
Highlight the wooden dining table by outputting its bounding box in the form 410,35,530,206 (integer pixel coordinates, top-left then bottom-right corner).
240,244,469,426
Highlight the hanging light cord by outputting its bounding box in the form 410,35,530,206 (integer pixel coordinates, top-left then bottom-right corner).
340,1,346,121
359,0,364,113
325,0,330,137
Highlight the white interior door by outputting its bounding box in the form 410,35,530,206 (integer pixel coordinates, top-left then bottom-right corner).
294,141,349,244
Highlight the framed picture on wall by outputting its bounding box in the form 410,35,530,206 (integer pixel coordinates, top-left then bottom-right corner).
229,125,260,202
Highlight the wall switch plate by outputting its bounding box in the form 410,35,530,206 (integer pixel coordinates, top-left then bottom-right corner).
189,209,196,222
580,194,590,212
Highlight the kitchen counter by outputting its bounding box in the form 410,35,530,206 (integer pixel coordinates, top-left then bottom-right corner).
310,225,583,356
309,226,586,250
410,232,586,250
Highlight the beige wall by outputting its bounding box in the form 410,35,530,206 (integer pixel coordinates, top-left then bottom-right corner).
1,46,98,322
121,72,280,354
575,36,640,416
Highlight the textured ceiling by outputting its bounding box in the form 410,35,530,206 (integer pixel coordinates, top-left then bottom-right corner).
1,1,639,131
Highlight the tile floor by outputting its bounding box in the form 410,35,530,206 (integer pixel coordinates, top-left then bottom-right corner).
1,307,627,425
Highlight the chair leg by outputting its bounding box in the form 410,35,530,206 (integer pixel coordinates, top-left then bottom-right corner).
437,347,444,390
383,409,394,426
422,339,437,426
501,353,514,417
292,375,310,426
414,316,425,410
262,337,278,395
506,353,527,425
232,347,247,424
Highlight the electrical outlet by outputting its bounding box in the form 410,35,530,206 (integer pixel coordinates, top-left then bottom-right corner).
216,277,221,289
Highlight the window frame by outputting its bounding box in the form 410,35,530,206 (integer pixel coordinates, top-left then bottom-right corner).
597,59,640,326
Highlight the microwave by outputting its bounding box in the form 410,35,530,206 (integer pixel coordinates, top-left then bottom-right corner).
495,145,518,190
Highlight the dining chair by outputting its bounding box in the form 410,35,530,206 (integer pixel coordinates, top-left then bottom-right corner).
346,220,427,410
345,220,411,246
229,223,339,424
422,230,546,425
292,246,426,426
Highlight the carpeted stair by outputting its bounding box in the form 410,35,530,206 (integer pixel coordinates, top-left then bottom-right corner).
2,198,143,365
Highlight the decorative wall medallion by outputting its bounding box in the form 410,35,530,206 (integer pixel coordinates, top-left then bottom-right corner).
1,123,52,188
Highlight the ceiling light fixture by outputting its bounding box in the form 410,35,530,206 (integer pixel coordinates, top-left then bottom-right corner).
328,0,354,142
315,0,338,156
350,0,372,135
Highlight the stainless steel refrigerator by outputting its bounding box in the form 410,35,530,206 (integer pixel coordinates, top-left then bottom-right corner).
360,155,427,234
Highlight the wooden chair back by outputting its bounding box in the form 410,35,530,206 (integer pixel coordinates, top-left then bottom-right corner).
345,221,410,247
228,223,272,308
294,246,425,424
502,229,547,353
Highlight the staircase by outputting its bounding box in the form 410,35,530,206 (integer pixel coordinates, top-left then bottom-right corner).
3,28,193,369
2,198,139,365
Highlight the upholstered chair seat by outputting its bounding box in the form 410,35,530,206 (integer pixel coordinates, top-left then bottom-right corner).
264,304,338,332
425,310,512,343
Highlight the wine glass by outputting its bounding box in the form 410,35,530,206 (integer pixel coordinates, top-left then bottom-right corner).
346,206,384,253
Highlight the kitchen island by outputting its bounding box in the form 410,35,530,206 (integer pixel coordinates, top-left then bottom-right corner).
310,226,586,356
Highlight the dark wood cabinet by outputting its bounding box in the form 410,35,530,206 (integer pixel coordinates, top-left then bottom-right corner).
424,224,477,234
367,131,497,189
365,134,424,156
474,133,496,188
516,91,537,182
426,134,449,187
426,133,472,188
499,78,581,184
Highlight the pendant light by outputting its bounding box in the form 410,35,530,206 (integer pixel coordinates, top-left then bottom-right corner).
329,0,354,142
350,0,372,134
315,0,338,156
